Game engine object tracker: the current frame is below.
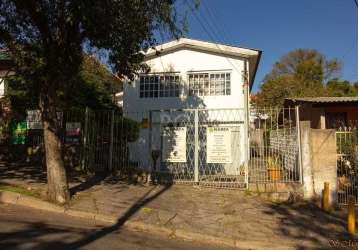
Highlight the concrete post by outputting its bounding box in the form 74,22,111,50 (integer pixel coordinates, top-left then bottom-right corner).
310,129,337,205
300,121,315,199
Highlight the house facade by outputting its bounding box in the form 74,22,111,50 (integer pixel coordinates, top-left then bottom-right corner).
124,38,261,112
123,38,261,174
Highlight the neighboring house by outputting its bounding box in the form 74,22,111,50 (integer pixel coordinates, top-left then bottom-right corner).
0,50,13,98
285,97,358,129
123,38,261,170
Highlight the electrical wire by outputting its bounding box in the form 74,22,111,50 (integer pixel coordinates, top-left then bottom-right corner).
184,0,247,81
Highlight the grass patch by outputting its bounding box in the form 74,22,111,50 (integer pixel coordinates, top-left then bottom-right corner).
0,183,42,198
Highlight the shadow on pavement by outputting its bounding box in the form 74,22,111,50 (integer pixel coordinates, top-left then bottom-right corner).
60,184,172,250
0,183,172,250
264,201,356,249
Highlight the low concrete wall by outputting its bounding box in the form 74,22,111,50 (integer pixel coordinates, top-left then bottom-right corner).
300,121,337,204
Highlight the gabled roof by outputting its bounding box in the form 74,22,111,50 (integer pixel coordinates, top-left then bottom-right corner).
145,38,262,90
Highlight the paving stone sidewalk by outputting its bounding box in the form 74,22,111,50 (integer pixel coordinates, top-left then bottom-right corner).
68,179,355,249
0,162,355,249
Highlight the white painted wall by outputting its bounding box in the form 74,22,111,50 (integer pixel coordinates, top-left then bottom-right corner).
124,48,246,113
123,48,248,173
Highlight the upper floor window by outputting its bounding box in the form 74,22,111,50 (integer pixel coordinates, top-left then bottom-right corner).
188,72,231,96
139,73,180,98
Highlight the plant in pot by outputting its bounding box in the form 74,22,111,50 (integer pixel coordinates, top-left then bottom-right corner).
266,155,282,181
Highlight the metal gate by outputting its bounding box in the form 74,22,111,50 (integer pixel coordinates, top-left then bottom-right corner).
150,108,248,188
337,127,358,205
248,107,301,183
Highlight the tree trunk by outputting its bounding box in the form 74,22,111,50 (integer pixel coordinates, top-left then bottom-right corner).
43,119,70,204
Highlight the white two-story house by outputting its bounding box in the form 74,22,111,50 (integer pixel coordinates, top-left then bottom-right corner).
123,38,261,178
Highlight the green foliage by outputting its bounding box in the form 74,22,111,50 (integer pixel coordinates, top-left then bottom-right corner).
337,131,358,174
0,183,42,198
255,49,341,108
5,54,120,114
115,117,140,143
0,0,188,123
265,49,341,82
266,155,281,170
326,78,358,97
68,54,121,109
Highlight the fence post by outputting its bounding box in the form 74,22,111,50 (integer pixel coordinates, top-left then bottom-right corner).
244,110,249,188
194,109,199,183
108,109,114,171
81,107,89,170
295,105,303,184
148,110,153,184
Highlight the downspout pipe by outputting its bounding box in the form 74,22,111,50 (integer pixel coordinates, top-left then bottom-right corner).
243,59,250,187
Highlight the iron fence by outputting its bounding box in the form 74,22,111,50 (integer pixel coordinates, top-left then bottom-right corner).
336,127,358,205
248,107,301,183
19,108,147,176
5,106,303,188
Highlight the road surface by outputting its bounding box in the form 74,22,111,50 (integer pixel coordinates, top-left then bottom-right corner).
0,203,230,250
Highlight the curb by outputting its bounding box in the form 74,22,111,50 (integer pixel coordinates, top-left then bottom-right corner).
0,190,288,249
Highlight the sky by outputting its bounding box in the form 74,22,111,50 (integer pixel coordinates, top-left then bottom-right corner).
176,0,358,93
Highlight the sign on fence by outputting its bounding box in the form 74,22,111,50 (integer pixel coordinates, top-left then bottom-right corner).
207,127,232,163
27,110,42,129
162,127,186,162
65,122,81,144
11,121,27,145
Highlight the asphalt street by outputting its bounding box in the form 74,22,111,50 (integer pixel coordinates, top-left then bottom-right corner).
0,203,230,250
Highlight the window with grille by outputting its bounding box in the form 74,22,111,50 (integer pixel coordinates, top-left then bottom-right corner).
139,74,180,98
188,72,231,96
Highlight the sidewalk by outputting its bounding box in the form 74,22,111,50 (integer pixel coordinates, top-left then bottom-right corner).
0,161,355,249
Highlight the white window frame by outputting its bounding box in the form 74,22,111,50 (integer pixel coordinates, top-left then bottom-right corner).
188,71,231,96
139,73,181,98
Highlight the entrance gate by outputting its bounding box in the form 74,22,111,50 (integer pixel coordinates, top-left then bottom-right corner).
150,109,248,188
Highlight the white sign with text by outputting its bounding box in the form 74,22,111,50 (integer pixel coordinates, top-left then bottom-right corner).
162,127,187,162
206,127,232,163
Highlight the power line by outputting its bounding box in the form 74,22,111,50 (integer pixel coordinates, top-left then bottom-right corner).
184,0,245,79
201,1,235,44
342,33,358,60
340,0,358,77
201,1,231,44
